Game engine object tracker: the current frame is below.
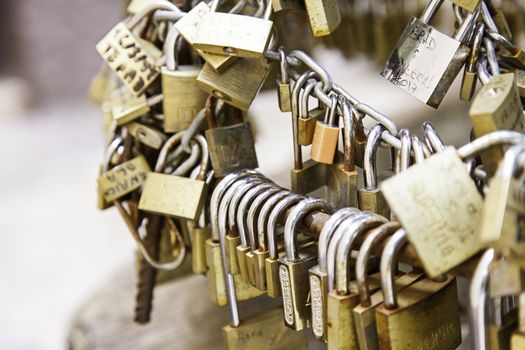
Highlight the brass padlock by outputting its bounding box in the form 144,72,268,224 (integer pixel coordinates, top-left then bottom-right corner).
304,0,341,36
309,208,359,342
125,122,166,149
375,229,462,350
460,21,484,101
277,48,292,113
96,2,174,95
450,0,480,12
161,27,207,133
265,193,304,298
470,72,525,175
193,0,274,58
310,95,339,164
381,0,477,108
197,57,271,111
381,147,484,277
358,124,390,218
280,198,333,330
173,1,237,72
326,212,387,349
110,88,162,125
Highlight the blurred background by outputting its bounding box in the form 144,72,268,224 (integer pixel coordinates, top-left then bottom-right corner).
0,0,523,349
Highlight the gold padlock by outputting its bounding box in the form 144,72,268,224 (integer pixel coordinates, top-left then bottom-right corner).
277,47,292,113
125,122,166,149
460,22,484,101
304,0,341,36
310,95,339,164
161,27,207,133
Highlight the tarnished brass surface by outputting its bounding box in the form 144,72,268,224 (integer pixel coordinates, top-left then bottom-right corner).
98,155,150,202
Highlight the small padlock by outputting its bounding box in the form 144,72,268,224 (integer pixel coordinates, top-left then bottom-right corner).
279,198,333,331
375,229,462,350
277,47,292,113
193,0,274,58
265,193,304,298
96,2,174,95
311,95,339,164
161,27,207,133
470,72,525,175
380,0,477,108
173,1,238,72
126,122,166,149
460,21,484,101
304,0,341,37
358,124,390,218
309,208,359,342
110,88,163,125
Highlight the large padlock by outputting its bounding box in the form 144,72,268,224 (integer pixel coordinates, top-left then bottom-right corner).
470,72,525,175
161,27,207,133
96,2,176,95
375,229,462,349
380,0,478,108
279,198,333,331
192,0,274,58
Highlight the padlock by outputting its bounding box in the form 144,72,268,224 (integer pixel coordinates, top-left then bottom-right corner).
470,73,525,175
252,189,292,290
381,146,484,277
173,1,237,72
326,212,388,350
310,95,339,164
488,296,518,350
110,88,163,125
205,104,259,176
308,208,359,342
488,30,525,69
489,259,525,297
96,2,175,95
358,124,390,218
125,122,166,149
139,133,209,221
304,0,341,37
277,47,292,113
161,27,207,133
481,144,525,265
265,193,304,298
245,187,284,289
460,21,484,101
325,100,359,209
192,0,274,58
483,0,513,40
235,182,277,284
197,57,271,111
298,81,325,146
279,198,333,330
450,0,480,12
375,229,462,350
380,0,478,108
353,226,424,350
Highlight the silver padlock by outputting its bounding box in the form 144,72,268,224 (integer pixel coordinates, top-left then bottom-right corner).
380,0,478,108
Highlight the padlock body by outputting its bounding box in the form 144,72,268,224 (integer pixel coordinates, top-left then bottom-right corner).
126,122,166,149
197,59,271,111
298,108,324,146
358,188,390,218
162,66,207,133
205,122,259,177
98,155,151,202
327,161,359,209
460,70,477,101
225,234,241,274
304,0,341,37
139,173,207,221
191,226,210,273
265,257,282,298
291,159,327,195
223,308,308,350
511,330,525,350
96,22,160,96
375,276,461,350
309,267,329,342
111,93,149,125
311,121,339,164
277,81,292,112
193,13,273,57
381,18,469,108
327,291,360,350
253,249,270,290
236,245,252,283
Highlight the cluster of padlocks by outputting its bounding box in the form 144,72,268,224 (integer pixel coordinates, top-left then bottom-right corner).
91,0,525,348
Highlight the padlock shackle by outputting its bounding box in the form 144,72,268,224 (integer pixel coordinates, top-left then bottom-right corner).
102,137,124,172
247,187,282,250
419,0,444,25
457,130,525,160
466,22,485,73
128,0,182,29
497,144,525,179
318,208,359,270
290,51,333,93
484,37,501,76
210,170,259,241
278,47,289,84
380,228,408,309
228,178,267,237
324,94,338,126
267,194,304,259
164,25,181,71
397,129,412,173
356,222,400,307
422,121,446,153
411,136,425,164
469,248,495,350
257,190,291,250
156,132,184,171
299,80,318,119
237,183,275,247
335,214,387,294
363,124,385,189
220,177,257,244
284,198,333,261
341,99,356,172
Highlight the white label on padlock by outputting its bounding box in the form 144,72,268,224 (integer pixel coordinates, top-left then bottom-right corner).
381,18,461,104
